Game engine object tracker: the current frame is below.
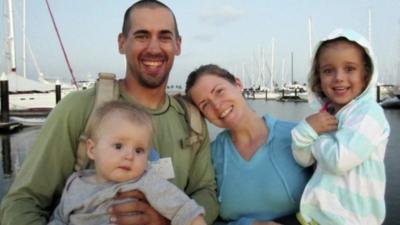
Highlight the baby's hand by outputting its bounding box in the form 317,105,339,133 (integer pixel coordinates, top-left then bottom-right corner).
306,111,337,134
191,215,207,225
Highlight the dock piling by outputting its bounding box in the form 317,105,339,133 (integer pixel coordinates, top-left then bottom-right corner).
1,73,10,122
1,136,12,176
55,81,61,103
376,85,381,103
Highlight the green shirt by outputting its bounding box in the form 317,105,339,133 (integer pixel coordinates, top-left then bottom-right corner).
0,86,219,225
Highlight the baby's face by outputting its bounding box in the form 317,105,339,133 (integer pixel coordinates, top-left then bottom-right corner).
88,115,151,183
318,40,367,111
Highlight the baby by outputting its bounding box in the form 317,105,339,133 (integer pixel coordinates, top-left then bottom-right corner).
48,100,206,225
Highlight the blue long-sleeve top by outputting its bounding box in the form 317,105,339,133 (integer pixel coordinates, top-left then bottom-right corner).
211,115,311,225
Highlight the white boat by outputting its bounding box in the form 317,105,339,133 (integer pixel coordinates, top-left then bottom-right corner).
244,87,281,100
3,72,74,110
380,85,400,109
10,116,46,126
2,0,77,112
380,96,400,109
253,90,281,100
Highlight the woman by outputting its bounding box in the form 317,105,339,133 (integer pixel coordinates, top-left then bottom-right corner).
185,64,311,225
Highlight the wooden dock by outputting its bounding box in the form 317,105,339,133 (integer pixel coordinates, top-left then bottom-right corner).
0,121,23,132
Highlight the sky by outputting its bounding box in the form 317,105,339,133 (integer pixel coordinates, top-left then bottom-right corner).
1,0,400,88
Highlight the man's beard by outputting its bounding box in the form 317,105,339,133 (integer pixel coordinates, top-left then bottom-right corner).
137,72,170,89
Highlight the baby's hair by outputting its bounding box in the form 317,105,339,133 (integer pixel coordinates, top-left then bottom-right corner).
185,64,236,98
309,37,373,99
86,100,154,141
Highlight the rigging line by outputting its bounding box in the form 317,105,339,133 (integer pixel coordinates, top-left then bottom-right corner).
44,0,78,89
26,39,42,79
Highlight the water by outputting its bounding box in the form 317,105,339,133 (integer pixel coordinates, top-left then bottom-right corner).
1,100,399,224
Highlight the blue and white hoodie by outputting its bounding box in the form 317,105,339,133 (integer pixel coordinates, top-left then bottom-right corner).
291,29,390,225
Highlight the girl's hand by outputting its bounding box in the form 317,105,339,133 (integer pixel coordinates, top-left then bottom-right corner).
306,111,338,134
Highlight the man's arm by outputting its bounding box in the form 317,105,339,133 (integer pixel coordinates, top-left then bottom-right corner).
184,120,219,225
0,90,94,225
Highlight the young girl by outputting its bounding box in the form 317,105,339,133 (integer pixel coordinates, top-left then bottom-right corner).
48,100,206,225
292,28,390,225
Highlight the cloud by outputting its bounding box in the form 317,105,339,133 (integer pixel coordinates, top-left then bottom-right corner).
192,34,214,42
199,5,244,27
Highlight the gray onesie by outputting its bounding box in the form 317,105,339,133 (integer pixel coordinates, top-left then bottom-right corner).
48,168,204,225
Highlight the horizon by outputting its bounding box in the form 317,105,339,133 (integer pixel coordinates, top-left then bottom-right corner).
1,0,400,88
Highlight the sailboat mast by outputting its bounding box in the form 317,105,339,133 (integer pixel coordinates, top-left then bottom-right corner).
22,0,26,78
368,9,372,43
398,19,400,85
270,38,275,91
308,17,313,59
261,47,265,88
241,63,246,88
4,0,17,73
291,52,294,84
281,59,285,87
27,39,44,81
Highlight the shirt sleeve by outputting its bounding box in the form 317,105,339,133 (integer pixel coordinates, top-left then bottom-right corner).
291,119,318,167
184,119,219,225
47,174,78,225
0,91,94,225
311,108,389,175
134,170,205,225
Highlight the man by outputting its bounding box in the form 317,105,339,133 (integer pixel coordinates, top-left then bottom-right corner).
0,1,219,225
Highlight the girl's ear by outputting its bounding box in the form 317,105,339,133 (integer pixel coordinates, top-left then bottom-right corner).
86,139,96,160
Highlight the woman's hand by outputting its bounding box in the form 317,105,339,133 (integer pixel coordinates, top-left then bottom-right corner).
306,111,337,134
109,190,170,225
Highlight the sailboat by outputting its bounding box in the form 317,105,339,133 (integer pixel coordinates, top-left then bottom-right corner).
2,0,77,125
380,85,400,109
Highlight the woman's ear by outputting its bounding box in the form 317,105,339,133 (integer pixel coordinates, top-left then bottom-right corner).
86,139,96,160
234,77,244,92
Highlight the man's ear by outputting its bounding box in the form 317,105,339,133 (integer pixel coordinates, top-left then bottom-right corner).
86,139,96,160
174,36,182,56
118,33,126,54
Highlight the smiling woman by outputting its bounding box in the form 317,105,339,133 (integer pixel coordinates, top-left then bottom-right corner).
185,64,312,225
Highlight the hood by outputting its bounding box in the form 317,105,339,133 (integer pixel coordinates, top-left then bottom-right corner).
307,28,378,111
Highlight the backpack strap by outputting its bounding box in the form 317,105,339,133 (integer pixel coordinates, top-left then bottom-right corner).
174,94,205,150
74,73,119,171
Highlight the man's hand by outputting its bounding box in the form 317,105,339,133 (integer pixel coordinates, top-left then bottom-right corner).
306,111,338,134
253,221,283,225
109,190,170,225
